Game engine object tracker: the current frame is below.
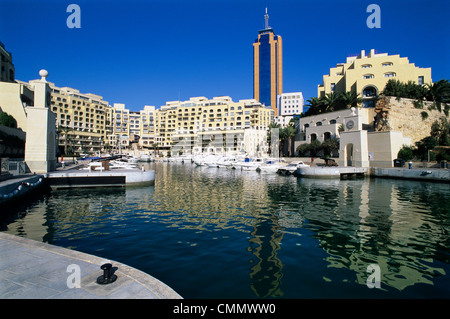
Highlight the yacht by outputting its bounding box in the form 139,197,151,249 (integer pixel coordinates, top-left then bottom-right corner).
127,156,139,164
237,158,265,171
277,161,310,175
139,154,151,162
109,159,139,169
217,156,240,168
193,154,218,166
257,159,288,173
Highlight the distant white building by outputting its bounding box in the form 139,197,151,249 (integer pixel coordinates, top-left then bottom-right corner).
276,92,304,127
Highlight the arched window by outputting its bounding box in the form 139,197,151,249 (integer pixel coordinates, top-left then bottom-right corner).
362,85,378,108
330,119,337,124
310,133,317,142
316,122,322,126
363,86,377,97
384,72,396,78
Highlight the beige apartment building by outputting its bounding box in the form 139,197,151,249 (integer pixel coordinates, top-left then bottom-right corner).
318,49,432,107
156,96,274,155
106,103,130,151
138,105,157,149
106,103,157,152
48,84,109,155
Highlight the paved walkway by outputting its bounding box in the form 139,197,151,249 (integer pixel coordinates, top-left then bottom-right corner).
0,232,182,299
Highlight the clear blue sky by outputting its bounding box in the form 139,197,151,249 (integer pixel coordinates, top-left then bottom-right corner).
1,0,449,111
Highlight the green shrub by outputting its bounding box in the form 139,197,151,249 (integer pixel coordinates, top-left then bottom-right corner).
397,145,414,161
421,111,429,120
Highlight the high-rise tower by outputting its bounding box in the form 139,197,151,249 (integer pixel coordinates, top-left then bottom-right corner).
253,8,283,115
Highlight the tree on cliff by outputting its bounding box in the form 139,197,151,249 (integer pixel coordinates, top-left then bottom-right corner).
425,79,450,111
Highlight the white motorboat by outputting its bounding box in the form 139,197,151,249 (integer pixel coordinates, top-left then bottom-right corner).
277,161,310,175
193,154,218,167
127,156,139,164
109,159,139,169
237,158,265,171
217,156,240,168
205,156,232,168
257,159,288,173
139,154,151,162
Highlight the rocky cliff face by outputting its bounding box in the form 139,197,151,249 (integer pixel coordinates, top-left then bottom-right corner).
374,96,447,144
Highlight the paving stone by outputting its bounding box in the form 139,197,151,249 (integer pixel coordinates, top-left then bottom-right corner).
0,232,182,299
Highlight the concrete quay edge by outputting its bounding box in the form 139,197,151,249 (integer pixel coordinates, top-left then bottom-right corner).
0,232,182,299
369,167,450,182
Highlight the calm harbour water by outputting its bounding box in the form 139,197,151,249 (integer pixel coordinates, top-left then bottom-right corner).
1,162,450,298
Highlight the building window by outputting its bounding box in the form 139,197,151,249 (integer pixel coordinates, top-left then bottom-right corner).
363,86,377,97
363,74,374,79
418,76,424,85
384,72,396,78
331,83,335,92
382,62,393,67
361,64,372,68
363,100,375,108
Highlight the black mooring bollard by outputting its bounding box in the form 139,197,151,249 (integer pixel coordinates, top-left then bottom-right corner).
96,263,117,285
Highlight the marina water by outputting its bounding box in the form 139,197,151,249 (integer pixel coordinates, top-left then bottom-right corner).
1,162,450,298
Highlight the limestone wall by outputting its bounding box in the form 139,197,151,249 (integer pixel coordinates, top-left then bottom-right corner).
374,96,447,145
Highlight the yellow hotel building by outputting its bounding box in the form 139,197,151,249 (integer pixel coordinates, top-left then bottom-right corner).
318,49,432,107
106,103,157,151
47,83,109,155
156,96,274,155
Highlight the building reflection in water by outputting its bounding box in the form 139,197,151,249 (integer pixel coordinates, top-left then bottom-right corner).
248,212,284,297
279,177,449,293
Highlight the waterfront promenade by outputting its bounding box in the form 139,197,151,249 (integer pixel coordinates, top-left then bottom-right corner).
0,232,182,299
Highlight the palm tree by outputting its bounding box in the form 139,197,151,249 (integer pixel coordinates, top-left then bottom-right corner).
57,126,73,155
323,92,341,112
152,143,158,156
383,79,404,97
305,97,324,116
281,125,296,157
426,79,450,107
340,91,363,108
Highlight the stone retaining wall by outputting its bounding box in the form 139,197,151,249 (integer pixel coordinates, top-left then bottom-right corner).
375,96,447,145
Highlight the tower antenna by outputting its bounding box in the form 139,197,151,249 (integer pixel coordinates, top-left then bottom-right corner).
264,7,269,29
